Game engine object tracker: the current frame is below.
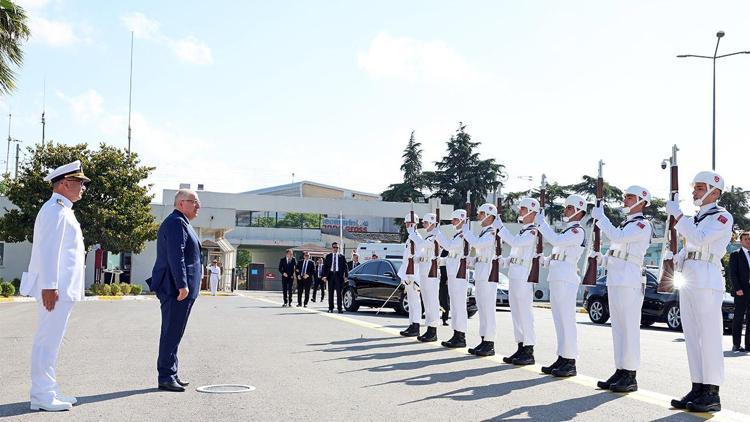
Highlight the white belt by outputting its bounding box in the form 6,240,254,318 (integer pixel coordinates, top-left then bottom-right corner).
685,251,723,267
607,249,643,266
417,257,431,263
550,252,578,264
449,253,467,259
475,256,492,263
509,257,527,266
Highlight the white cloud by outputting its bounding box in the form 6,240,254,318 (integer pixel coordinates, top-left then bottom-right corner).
121,12,213,65
358,31,485,84
58,89,104,120
15,0,51,10
28,15,80,46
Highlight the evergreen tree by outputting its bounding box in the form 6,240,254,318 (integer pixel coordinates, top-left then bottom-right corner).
381,131,425,203
720,186,750,230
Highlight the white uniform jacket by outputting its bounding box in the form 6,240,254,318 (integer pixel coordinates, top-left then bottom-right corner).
436,229,467,279
675,204,733,291
495,221,538,281
407,228,440,277
397,237,421,282
463,225,497,281
20,193,85,302
597,213,651,288
536,220,586,284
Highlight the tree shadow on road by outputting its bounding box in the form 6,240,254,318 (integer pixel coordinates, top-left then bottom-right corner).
0,388,158,418
488,391,623,421
366,361,514,386
401,375,558,405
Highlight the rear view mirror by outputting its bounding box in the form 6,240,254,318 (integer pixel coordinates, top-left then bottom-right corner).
383,272,395,279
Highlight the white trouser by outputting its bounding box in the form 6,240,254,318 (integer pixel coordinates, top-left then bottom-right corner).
30,300,75,403
406,280,422,324
476,279,498,340
608,285,644,370
509,278,535,345
419,276,440,328
448,276,468,332
210,276,219,295
550,281,579,359
680,285,725,386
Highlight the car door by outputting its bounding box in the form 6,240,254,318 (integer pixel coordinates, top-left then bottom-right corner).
351,262,379,301
641,276,662,319
373,260,401,301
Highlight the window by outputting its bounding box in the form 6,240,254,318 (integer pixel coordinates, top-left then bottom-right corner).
236,211,252,227
252,211,276,228
358,262,379,275
375,262,393,277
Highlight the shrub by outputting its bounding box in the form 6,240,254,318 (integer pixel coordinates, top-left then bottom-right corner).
90,283,100,295
120,283,132,295
110,283,121,296
12,278,21,295
131,284,143,295
0,282,14,297
99,283,112,296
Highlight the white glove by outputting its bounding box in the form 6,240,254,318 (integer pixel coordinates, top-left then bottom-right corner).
534,212,545,226
590,206,605,221
588,251,603,265
540,255,550,269
662,250,674,261
407,225,416,235
666,195,682,217
462,223,470,233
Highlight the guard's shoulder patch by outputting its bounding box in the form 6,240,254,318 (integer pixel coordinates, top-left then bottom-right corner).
572,228,579,234
637,222,646,229
718,215,728,224
530,229,537,236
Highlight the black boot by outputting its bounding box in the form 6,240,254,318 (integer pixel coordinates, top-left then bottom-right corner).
686,385,721,412
468,337,485,355
442,331,466,348
512,345,535,365
418,327,438,342
503,343,524,364
475,341,495,357
597,369,625,390
610,370,637,392
671,383,703,409
551,359,577,377
541,356,564,374
400,323,420,337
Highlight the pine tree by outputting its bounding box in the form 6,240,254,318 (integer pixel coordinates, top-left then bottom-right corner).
381,131,425,203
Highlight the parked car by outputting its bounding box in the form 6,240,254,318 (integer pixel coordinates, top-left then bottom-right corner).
343,259,477,318
583,271,735,334
466,269,510,307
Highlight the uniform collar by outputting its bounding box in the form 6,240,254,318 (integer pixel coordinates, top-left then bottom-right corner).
565,221,581,228
698,202,718,215
522,223,535,229
626,212,644,221
51,192,73,208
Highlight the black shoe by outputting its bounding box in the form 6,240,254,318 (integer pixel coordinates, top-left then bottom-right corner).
468,337,486,355
338,310,344,314
311,298,316,302
475,341,495,357
503,343,524,364
297,303,302,307
732,345,741,352
304,304,308,308
610,370,637,392
158,381,186,392
551,359,577,377
418,327,438,342
542,356,565,375
400,323,420,337
442,320,449,326
597,369,625,390
686,385,721,412
328,309,333,313
175,376,189,387
671,383,703,409
740,347,748,353
512,346,535,366
442,331,466,348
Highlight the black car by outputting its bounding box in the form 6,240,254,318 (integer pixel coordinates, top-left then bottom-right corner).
583,272,735,334
343,259,478,318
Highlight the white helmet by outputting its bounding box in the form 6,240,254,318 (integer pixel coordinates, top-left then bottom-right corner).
564,194,588,214
518,197,540,214
623,185,651,206
450,209,467,222
477,203,498,217
404,213,420,223
691,171,724,206
422,212,438,225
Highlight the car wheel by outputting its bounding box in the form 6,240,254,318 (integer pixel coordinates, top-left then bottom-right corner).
588,298,609,324
666,304,682,331
640,319,655,327
395,291,408,316
343,287,359,312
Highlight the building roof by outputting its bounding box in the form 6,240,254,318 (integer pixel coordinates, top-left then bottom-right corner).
242,180,380,199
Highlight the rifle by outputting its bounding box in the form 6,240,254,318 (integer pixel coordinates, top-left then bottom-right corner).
658,145,679,293
528,175,546,283
489,195,502,282
583,160,604,285
428,208,441,278
456,192,471,279
405,210,416,278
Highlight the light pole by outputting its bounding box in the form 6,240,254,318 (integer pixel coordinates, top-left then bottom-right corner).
677,31,750,170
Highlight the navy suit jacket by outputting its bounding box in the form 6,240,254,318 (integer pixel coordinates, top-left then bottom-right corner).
151,210,202,300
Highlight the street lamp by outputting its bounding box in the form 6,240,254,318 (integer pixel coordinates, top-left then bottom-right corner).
677,31,750,170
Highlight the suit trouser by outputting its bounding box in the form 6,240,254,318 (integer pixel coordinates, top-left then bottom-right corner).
281,278,294,304
608,285,644,370
328,276,343,311
439,270,450,318
419,276,440,328
405,280,422,324
509,278,535,345
30,301,75,403
297,278,312,305
476,279,499,340
680,285,725,386
157,296,195,383
448,276,468,332
312,278,325,300
732,294,750,348
550,280,579,359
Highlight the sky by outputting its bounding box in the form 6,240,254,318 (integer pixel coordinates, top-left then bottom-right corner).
4,0,750,205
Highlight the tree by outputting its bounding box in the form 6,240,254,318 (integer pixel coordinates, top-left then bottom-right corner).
564,175,625,226
0,143,158,254
237,249,251,268
429,123,505,211
381,131,426,203
720,186,750,230
0,0,30,94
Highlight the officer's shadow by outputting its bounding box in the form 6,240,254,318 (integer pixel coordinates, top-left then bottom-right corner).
402,375,558,405
315,344,444,363
365,361,513,386
0,388,158,418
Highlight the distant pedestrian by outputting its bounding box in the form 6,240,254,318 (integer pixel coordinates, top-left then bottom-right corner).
729,232,750,352
278,249,297,307
311,257,326,302
323,242,348,313
296,252,315,307
208,260,221,296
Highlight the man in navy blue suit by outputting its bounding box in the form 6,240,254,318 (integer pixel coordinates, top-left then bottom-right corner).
150,189,202,392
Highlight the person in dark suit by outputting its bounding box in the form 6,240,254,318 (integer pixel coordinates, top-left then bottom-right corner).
323,242,348,313
347,252,361,271
439,249,451,326
311,257,325,302
150,189,203,392
278,249,297,307
296,251,315,307
730,232,750,352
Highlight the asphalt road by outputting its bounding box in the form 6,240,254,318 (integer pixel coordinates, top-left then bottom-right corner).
1,292,748,421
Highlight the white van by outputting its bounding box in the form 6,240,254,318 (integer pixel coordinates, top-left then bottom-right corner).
356,242,405,261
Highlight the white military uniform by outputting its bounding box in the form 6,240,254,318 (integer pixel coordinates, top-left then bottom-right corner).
397,237,422,325
495,221,538,346
208,264,221,295
596,212,652,371
463,224,499,341
675,203,733,386
536,219,586,359
408,227,440,328
21,192,86,405
436,229,468,332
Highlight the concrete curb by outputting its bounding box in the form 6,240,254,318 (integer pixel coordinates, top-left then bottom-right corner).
1,291,238,304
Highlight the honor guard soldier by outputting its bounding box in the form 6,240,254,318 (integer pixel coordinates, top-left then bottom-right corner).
398,214,423,337
407,213,441,342
535,194,587,377
666,171,732,413
494,197,540,365
20,160,90,411
590,186,652,393
435,209,469,348
463,203,500,356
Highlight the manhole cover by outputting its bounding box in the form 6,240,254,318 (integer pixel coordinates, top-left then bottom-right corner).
196,384,256,394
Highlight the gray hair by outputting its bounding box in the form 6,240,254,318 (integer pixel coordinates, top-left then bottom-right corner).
174,189,198,206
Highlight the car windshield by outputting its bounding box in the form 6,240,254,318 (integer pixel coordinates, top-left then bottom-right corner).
390,260,402,272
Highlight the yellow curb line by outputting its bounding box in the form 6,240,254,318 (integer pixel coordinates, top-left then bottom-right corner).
245,294,747,422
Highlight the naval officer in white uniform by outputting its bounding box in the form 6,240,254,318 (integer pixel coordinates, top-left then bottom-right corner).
20,160,89,412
